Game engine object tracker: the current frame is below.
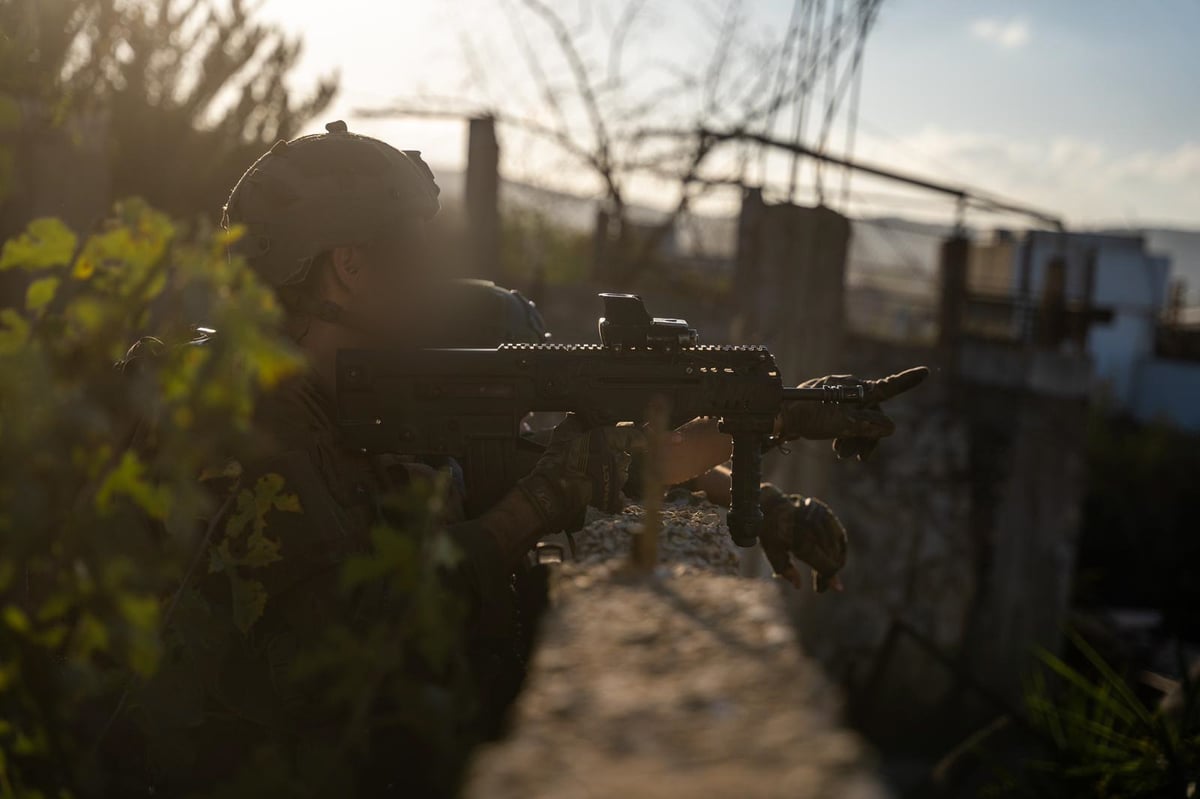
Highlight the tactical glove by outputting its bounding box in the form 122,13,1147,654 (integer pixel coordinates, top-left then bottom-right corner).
759,483,848,593
776,366,929,461
516,414,645,533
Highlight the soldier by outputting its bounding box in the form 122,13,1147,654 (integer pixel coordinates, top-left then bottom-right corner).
197,121,924,785
218,118,930,598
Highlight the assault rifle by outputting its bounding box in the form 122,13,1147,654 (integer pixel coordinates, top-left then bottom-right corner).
336,293,863,547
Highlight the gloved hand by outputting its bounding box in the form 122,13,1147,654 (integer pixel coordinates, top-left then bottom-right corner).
759,484,848,592
776,366,929,461
515,414,646,533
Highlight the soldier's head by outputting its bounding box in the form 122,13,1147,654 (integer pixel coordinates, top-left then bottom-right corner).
223,120,440,341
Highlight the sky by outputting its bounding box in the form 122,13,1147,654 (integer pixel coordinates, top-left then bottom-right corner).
257,0,1200,230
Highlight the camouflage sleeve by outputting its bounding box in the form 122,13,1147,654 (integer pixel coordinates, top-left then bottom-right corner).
444,518,516,640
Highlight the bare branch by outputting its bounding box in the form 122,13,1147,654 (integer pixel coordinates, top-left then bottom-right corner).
605,0,646,89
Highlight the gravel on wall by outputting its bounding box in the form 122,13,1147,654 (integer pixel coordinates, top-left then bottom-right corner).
566,491,742,576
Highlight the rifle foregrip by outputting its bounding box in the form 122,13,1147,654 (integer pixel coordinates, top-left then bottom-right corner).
726,433,764,547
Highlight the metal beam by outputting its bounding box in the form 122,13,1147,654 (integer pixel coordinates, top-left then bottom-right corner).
683,127,1066,231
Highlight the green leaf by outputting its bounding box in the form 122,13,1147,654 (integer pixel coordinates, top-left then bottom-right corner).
0,308,30,354
231,577,268,634
73,612,111,657
1069,631,1158,732
223,489,257,542
215,225,245,247
64,295,105,334
3,605,30,634
341,526,417,590
0,218,77,271
95,450,170,520
273,492,302,514
24,276,59,311
216,474,295,571
119,593,160,632
240,528,282,568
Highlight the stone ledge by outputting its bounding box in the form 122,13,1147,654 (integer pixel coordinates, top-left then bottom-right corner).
466,504,889,799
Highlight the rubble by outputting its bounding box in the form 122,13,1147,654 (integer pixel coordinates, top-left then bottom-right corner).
568,491,742,576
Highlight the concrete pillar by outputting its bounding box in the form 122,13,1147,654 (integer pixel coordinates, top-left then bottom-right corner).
760,204,850,499
731,187,765,341
465,115,500,281
937,234,970,356
1038,256,1068,349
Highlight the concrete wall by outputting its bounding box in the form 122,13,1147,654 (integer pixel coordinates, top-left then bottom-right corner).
779,336,1089,738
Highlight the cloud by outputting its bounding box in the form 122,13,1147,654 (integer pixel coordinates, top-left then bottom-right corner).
969,17,1031,49
851,127,1200,227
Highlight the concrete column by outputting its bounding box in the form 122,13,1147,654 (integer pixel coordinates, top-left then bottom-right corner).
731,187,765,341
761,203,850,499
938,234,970,356
465,115,500,281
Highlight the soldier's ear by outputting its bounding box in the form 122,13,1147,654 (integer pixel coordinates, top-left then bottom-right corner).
330,245,365,290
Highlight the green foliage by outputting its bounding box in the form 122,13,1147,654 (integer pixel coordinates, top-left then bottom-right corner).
986,633,1200,798
0,0,338,221
0,200,301,795
0,204,472,796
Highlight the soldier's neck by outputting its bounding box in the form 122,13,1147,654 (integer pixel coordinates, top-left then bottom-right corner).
293,316,369,398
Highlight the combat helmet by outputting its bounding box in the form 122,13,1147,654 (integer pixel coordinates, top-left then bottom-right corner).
222,120,440,287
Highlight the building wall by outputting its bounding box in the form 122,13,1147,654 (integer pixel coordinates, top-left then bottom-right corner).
782,335,1089,738
967,236,1016,295
1087,249,1170,405
978,231,1194,424
1131,357,1200,429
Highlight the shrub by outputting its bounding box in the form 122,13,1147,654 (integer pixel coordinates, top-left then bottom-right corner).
985,633,1199,798
0,203,472,797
